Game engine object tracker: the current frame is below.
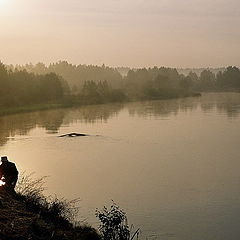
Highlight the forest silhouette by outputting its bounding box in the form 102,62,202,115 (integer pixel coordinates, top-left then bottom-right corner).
0,61,240,113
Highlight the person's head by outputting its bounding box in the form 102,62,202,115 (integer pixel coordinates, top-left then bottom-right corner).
1,156,8,162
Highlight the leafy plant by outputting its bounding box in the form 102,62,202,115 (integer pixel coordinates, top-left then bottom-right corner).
96,201,139,240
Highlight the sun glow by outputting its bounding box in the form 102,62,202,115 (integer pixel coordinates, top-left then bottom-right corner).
0,0,12,11
0,0,7,6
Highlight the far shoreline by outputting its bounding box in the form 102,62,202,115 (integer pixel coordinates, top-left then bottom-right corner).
0,92,202,117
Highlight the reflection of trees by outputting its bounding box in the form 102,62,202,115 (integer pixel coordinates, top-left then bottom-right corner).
217,103,240,118
63,103,124,124
215,94,240,118
127,97,199,118
200,93,240,118
127,93,240,119
0,110,65,146
0,103,124,146
0,93,239,147
37,110,65,133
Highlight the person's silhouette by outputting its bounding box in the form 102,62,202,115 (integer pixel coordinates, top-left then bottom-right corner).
0,156,18,191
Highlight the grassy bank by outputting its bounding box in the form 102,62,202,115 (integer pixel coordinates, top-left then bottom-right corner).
0,190,100,240
0,173,101,240
0,173,140,240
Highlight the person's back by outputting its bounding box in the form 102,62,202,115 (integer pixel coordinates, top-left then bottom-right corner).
0,156,18,191
1,161,18,177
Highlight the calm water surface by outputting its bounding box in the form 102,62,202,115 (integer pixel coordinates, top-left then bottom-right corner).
1,93,240,240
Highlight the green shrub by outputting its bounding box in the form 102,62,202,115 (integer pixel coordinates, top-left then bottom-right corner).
96,202,139,240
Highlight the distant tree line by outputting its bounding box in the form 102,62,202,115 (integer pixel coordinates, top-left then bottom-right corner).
123,67,191,100
0,62,67,108
1,61,240,111
8,62,193,105
185,66,240,91
11,61,123,91
177,67,226,77
73,80,126,105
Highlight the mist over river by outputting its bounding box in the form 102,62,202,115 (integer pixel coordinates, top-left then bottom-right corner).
1,92,240,240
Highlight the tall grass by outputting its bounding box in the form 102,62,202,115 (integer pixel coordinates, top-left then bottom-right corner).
15,173,80,227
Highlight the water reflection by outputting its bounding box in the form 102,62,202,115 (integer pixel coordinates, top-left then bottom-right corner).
127,97,199,118
200,93,240,117
63,103,124,124
0,104,124,146
0,110,65,145
38,110,65,134
0,93,239,146
128,93,240,119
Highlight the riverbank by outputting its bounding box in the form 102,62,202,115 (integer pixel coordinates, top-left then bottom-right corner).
0,91,201,117
0,190,100,240
0,103,63,117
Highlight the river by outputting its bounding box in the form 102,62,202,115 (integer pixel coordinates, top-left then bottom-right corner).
1,92,240,240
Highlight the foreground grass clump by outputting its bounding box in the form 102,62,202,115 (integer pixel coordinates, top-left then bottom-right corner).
96,202,140,240
0,173,100,240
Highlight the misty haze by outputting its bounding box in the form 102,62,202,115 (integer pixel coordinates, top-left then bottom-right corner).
0,0,240,240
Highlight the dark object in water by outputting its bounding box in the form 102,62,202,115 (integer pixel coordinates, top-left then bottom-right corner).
59,133,88,137
191,92,202,97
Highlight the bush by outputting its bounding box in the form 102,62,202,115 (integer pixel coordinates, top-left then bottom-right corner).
96,201,139,240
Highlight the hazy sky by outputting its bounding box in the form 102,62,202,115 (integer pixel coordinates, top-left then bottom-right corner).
0,0,240,67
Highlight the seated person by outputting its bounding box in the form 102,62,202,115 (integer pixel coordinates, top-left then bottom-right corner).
0,156,18,191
